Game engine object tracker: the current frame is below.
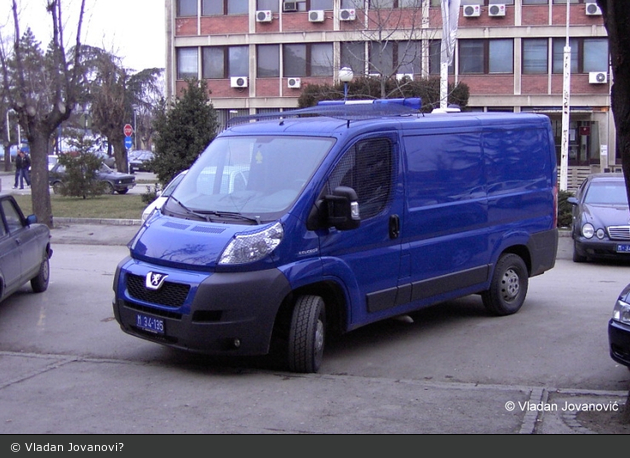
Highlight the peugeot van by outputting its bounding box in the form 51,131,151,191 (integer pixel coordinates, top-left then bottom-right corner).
113,99,558,373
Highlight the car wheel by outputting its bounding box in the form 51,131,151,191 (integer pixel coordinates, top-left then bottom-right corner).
117,189,129,195
52,182,63,195
481,253,528,316
288,295,326,374
31,256,50,293
572,241,587,263
105,182,116,195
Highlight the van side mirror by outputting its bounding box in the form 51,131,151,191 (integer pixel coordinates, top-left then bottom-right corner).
326,186,361,230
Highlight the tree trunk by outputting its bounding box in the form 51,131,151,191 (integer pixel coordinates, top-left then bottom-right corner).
29,133,54,228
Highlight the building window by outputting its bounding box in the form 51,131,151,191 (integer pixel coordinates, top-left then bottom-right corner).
459,39,513,74
341,42,366,75
342,0,365,7
228,0,249,15
258,0,280,11
202,46,249,79
523,39,548,74
177,0,197,17
369,41,421,76
283,44,333,77
311,0,334,9
257,45,280,77
522,0,548,4
369,0,422,7
202,0,223,15
177,48,198,80
552,38,608,74
429,40,454,75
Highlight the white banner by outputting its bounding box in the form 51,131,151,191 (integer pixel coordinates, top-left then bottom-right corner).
441,0,461,66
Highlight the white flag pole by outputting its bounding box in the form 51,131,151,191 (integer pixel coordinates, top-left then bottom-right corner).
560,3,571,192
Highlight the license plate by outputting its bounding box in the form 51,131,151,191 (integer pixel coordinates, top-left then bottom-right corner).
135,313,164,334
616,244,630,253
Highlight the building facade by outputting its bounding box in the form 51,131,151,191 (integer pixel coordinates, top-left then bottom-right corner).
165,0,613,191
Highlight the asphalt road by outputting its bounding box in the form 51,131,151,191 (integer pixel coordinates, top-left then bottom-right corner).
0,225,628,435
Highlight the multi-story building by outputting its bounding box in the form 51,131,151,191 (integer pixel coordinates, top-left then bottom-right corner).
164,0,612,190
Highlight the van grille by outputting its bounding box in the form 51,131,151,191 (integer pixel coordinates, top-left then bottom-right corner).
607,226,630,241
126,274,190,307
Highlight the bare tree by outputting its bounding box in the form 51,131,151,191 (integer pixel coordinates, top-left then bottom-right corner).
596,0,630,424
0,0,86,227
341,0,438,99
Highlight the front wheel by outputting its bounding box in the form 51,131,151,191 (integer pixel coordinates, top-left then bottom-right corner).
288,295,326,373
481,253,528,316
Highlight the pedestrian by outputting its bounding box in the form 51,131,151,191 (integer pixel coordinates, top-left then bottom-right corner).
13,148,31,189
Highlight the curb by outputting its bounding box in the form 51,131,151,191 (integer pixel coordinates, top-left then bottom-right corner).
53,217,143,226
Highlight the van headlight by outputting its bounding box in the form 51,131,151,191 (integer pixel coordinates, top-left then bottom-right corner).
219,222,284,265
612,298,630,325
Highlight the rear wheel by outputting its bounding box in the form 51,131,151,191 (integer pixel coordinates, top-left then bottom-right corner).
482,253,528,316
31,256,50,293
288,295,326,373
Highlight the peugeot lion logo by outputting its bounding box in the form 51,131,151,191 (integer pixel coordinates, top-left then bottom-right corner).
146,272,168,291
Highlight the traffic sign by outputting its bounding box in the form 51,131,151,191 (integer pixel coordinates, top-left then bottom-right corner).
124,124,133,137
125,137,133,149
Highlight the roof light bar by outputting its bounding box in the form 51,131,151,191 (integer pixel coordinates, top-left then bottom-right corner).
317,97,422,111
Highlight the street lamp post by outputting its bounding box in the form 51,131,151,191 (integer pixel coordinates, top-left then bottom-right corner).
339,67,354,101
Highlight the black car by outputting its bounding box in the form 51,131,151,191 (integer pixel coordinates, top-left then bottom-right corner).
568,173,630,263
609,283,630,369
49,162,136,195
128,150,154,173
0,194,52,303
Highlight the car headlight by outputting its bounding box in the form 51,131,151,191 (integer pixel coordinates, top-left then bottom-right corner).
612,298,630,325
219,222,283,265
582,223,594,239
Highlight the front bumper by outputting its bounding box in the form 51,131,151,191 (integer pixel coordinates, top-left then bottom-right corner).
112,259,291,356
608,319,630,367
574,237,630,261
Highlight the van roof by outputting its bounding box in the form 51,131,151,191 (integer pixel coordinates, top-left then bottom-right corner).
224,104,551,138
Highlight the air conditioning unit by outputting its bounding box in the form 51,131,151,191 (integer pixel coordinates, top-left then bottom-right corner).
230,76,248,88
283,1,298,12
339,8,356,21
308,10,325,23
589,71,607,84
488,4,505,17
287,77,301,89
396,73,414,81
462,4,481,17
255,10,272,22
585,2,602,16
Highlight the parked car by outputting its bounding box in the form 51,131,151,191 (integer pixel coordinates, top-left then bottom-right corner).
49,162,136,195
568,173,630,263
142,170,188,222
92,150,116,168
0,194,53,303
609,282,630,368
129,150,154,173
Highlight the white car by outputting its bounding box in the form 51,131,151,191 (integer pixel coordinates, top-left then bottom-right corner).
142,170,187,221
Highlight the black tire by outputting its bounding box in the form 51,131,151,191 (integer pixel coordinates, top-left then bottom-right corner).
105,182,116,195
31,256,50,293
482,253,528,316
288,295,326,373
52,181,63,195
572,241,587,263
117,189,129,195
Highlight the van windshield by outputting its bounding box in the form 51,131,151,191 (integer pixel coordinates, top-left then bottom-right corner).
166,135,334,223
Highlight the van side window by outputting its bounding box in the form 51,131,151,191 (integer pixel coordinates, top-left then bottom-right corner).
328,138,392,219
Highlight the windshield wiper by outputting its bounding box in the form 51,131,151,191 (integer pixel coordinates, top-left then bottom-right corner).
169,196,214,222
194,210,261,225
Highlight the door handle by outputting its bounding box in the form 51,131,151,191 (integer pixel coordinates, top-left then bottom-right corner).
389,214,400,239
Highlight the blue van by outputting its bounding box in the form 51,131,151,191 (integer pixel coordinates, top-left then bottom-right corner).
112,100,558,373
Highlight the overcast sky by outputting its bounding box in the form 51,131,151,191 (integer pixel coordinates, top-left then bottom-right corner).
1,0,165,71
